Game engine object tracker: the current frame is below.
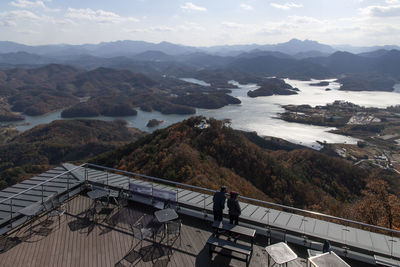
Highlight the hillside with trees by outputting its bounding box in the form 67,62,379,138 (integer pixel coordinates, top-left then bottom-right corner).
0,119,145,190
92,117,400,228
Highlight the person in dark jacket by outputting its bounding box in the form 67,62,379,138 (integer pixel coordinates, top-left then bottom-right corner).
227,191,241,225
213,186,226,221
322,240,331,253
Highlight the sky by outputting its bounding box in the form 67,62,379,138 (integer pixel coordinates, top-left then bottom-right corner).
0,0,400,47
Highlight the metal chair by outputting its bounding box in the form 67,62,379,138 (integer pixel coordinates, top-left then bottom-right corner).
116,189,129,208
131,223,153,250
47,197,66,228
164,219,182,261
166,219,182,247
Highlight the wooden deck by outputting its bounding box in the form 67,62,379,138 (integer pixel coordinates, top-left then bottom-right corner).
0,194,308,267
82,166,400,261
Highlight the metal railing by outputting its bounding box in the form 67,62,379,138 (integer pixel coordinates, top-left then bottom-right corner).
85,163,400,238
2,162,399,257
0,163,85,224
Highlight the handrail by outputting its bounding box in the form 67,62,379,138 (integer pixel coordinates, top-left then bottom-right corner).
86,163,216,194
2,161,399,237
0,163,86,205
86,163,400,236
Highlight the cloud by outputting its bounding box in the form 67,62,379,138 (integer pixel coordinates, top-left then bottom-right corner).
240,4,253,10
222,21,244,28
0,20,17,27
270,2,303,10
258,28,282,36
0,9,45,27
149,26,175,32
180,2,206,11
9,0,59,12
65,8,139,23
361,4,400,16
1,10,41,21
288,16,324,24
17,29,40,35
178,22,206,31
386,0,399,4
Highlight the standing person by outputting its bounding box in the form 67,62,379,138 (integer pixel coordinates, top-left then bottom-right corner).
322,240,331,253
227,191,241,225
213,186,226,222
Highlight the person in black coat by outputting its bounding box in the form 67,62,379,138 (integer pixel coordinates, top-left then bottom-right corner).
227,191,241,225
213,186,226,221
322,240,331,253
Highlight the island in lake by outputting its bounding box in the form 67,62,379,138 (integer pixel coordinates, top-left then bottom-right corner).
280,100,400,172
247,78,299,97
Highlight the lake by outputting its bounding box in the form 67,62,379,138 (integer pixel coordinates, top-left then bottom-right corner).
8,78,400,149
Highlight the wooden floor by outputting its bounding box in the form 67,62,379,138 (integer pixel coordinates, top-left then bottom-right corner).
0,194,307,267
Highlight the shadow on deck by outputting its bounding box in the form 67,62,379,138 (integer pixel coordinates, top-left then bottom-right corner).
0,194,370,267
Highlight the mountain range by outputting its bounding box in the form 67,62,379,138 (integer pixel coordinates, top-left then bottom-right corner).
1,38,399,58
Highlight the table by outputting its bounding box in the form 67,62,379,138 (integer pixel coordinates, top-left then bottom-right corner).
87,189,109,200
265,242,298,267
154,208,178,223
154,208,179,247
87,189,110,220
212,221,256,247
308,251,350,267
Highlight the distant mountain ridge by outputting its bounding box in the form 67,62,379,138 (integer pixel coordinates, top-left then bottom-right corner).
2,38,399,58
1,39,400,82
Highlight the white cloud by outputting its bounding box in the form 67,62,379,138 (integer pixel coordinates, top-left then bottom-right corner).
386,0,399,4
178,22,205,31
9,0,59,12
17,29,40,35
0,9,46,28
270,2,303,10
240,3,253,10
222,21,244,28
149,26,175,32
1,10,41,21
361,4,400,16
10,0,45,8
65,8,139,23
0,20,17,27
288,16,324,24
180,2,206,11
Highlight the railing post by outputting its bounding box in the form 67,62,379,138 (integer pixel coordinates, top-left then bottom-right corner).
151,178,154,204
107,171,109,187
265,209,271,245
10,198,13,222
176,187,179,210
203,193,207,218
302,217,308,246
342,225,350,257
389,232,396,258
67,173,70,197
85,165,88,183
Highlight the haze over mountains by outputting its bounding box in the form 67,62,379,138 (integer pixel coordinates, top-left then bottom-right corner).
1,38,400,82
1,38,399,58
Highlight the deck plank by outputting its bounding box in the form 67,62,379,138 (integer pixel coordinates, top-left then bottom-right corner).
0,195,279,267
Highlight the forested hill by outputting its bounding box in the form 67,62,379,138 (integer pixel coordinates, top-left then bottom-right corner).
0,119,146,190
92,117,382,207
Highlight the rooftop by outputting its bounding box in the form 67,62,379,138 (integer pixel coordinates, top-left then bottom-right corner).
0,163,399,266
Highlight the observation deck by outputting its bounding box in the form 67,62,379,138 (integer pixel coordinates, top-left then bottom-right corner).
0,163,399,266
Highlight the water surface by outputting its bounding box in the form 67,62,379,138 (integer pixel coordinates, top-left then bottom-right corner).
7,79,400,149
